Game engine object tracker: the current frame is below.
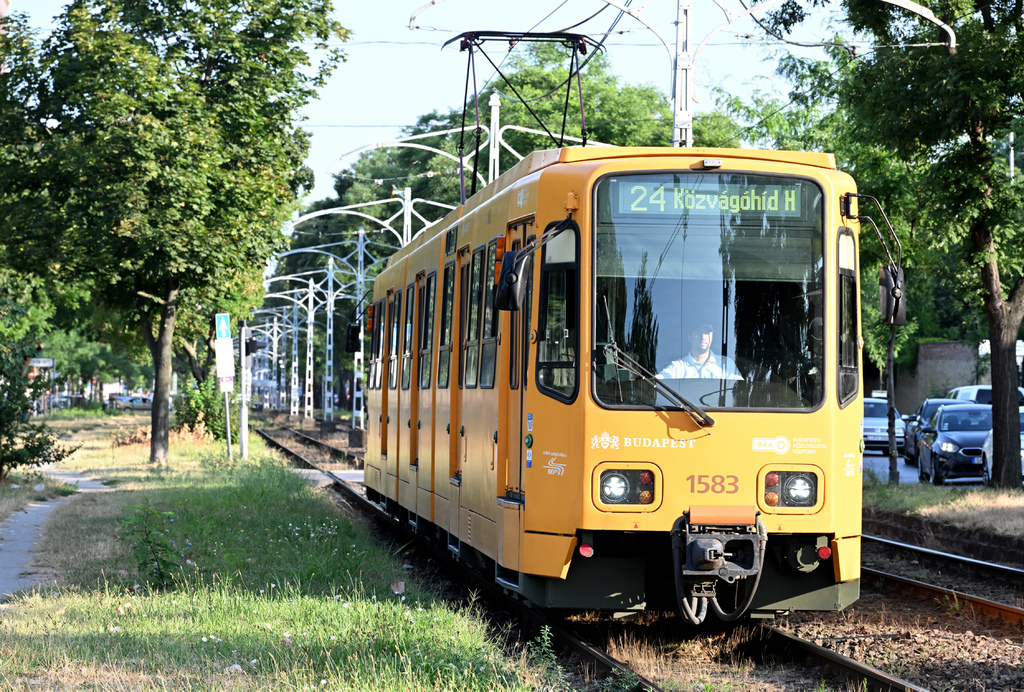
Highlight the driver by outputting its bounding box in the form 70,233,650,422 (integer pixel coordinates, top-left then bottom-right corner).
656,323,742,380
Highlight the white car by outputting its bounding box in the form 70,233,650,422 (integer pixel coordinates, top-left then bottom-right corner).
946,384,1024,405
862,398,906,453
981,409,1024,485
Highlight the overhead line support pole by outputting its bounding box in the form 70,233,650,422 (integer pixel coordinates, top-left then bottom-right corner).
673,0,693,147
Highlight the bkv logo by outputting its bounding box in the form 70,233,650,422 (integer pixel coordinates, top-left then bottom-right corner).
752,436,790,455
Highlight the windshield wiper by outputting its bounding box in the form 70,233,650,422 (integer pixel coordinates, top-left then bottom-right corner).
602,341,715,428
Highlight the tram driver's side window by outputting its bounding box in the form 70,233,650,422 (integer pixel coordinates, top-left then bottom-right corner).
536,225,578,401
837,229,859,406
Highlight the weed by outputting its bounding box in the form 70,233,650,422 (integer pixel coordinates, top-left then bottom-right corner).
112,426,152,447
54,483,77,496
117,497,181,589
529,625,571,691
601,667,644,691
935,594,968,615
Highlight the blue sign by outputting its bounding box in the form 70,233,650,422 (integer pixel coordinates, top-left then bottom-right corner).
215,313,231,340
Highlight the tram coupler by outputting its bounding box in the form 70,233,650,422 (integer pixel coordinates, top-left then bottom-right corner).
672,506,762,584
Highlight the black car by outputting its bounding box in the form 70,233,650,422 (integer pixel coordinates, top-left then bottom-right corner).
918,403,993,485
902,398,959,467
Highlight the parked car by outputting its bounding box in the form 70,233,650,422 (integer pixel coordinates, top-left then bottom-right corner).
946,384,1024,405
862,398,906,453
918,403,992,485
106,395,131,412
901,398,960,466
118,396,152,413
981,408,1024,486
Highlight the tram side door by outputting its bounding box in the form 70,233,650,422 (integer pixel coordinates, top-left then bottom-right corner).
497,221,534,578
384,287,403,502
415,271,437,524
446,247,470,541
505,221,535,500
398,280,418,512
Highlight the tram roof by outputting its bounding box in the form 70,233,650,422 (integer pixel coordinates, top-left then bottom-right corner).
543,146,837,170
381,146,838,271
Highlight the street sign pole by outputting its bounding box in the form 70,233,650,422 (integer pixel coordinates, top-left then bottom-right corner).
214,313,234,460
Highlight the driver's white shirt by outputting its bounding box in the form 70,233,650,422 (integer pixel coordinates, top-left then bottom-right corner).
656,352,742,380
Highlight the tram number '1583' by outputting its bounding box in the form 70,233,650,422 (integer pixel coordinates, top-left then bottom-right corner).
686,475,740,494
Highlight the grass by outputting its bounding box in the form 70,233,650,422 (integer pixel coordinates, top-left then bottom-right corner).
862,467,1024,539
0,418,531,691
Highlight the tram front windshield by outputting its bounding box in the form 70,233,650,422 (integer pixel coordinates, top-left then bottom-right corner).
594,172,825,410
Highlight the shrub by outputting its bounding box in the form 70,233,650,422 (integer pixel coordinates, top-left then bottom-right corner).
0,339,78,482
175,377,239,442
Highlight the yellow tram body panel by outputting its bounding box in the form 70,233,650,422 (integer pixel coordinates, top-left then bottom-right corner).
364,146,866,618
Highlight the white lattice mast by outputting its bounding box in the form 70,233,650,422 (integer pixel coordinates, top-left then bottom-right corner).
354,229,367,430
325,258,336,421
305,278,315,419
290,302,299,417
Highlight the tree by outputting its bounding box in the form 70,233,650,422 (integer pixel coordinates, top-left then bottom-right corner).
0,300,76,482
830,1,1024,488
0,1,349,464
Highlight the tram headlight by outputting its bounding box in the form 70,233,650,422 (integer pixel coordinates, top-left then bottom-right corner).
783,475,815,506
600,473,630,503
763,470,818,509
597,468,658,507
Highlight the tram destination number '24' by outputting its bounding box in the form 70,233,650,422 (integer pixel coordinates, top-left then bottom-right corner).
687,475,740,494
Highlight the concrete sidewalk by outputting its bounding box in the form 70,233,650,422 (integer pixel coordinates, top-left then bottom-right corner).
0,466,109,602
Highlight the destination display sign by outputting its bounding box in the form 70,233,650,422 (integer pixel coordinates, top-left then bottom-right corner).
611,177,809,220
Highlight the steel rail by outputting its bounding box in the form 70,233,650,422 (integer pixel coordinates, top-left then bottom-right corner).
254,425,666,692
860,567,1024,627
258,426,933,690
864,534,1024,580
765,627,930,692
284,426,364,468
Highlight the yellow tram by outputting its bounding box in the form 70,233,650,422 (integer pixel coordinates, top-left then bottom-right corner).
362,147,867,623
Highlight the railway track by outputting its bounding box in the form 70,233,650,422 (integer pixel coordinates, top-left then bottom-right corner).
862,534,1024,626
256,424,932,691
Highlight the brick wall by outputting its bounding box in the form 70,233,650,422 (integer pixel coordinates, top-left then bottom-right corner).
895,341,979,413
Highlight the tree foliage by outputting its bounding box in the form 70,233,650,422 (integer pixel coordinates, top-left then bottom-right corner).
835,1,1024,488
754,1,1023,486
0,301,77,483
0,1,348,463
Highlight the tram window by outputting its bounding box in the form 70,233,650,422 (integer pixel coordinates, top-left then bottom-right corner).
372,299,385,390
522,239,535,390
419,273,436,389
509,239,522,390
593,173,825,410
437,264,455,389
480,239,499,388
458,262,469,388
375,300,384,390
464,247,484,388
537,229,578,401
838,230,859,406
388,290,401,391
401,283,415,390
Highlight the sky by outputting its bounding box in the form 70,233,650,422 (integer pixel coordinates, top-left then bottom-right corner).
14,0,840,203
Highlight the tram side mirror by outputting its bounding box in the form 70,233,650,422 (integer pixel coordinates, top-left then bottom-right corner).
344,323,361,353
879,265,906,326
495,249,527,312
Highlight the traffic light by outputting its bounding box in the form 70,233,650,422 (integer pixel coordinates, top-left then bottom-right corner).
245,336,268,354
240,322,267,364
345,323,360,353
